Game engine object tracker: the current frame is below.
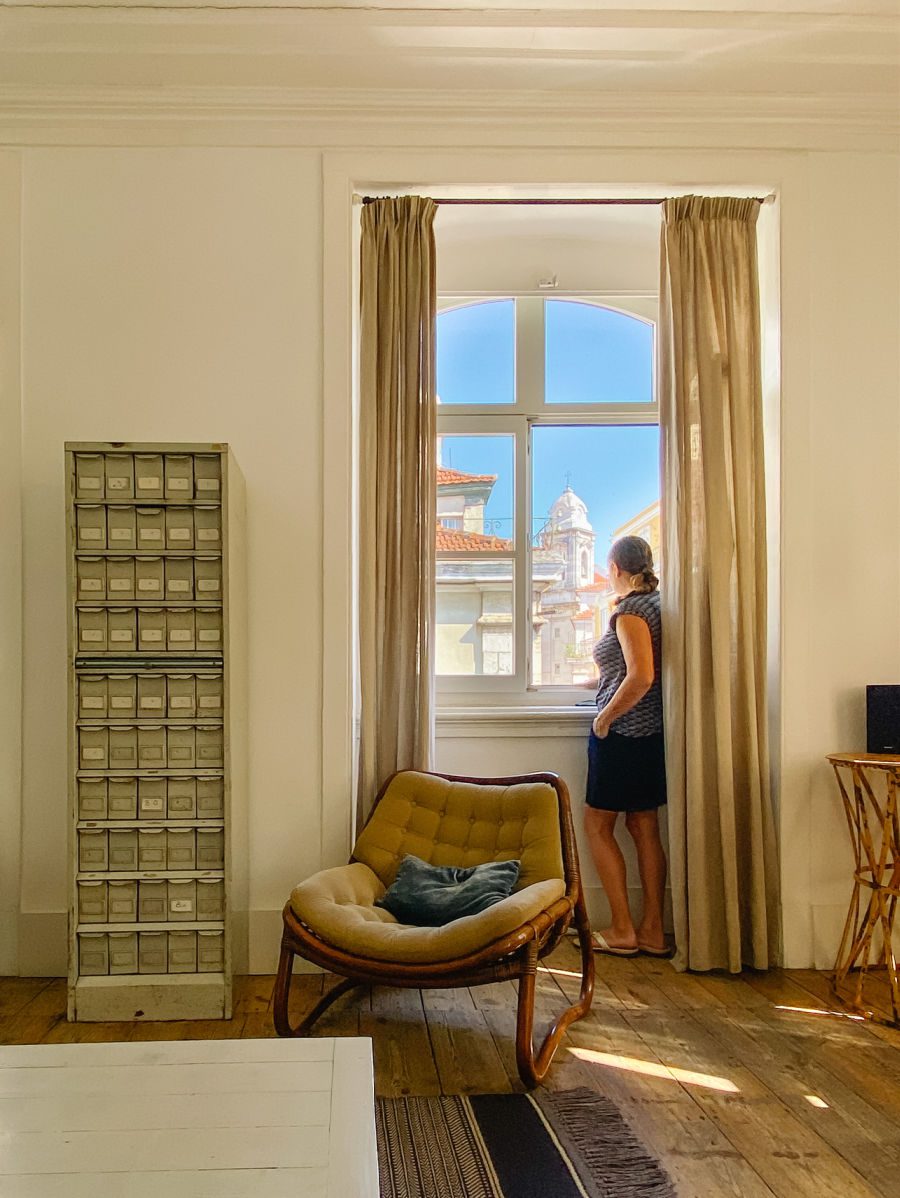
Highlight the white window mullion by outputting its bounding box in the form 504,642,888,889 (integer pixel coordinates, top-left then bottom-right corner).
514,418,529,686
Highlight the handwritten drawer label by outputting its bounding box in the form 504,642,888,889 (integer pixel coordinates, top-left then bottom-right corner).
137,476,160,489
169,528,191,541
140,529,162,541
80,579,103,591
81,630,104,642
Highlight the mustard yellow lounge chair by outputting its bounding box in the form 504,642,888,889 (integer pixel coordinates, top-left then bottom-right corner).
273,769,594,1087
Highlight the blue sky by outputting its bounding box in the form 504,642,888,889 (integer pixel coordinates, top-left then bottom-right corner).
437,301,659,559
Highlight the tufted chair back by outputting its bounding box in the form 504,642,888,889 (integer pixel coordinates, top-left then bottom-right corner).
352,770,565,890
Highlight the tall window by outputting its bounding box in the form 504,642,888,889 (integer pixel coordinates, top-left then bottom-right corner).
435,296,659,697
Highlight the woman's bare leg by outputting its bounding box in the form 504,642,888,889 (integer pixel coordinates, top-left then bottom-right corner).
583,808,637,948
625,809,667,950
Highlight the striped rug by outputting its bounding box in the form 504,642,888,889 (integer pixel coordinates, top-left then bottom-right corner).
377,1087,676,1198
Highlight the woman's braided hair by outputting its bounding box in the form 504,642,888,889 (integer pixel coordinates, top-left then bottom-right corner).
609,535,658,598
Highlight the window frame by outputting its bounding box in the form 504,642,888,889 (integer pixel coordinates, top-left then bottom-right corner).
436,293,659,705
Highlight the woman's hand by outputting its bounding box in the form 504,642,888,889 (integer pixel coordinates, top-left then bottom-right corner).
592,711,611,739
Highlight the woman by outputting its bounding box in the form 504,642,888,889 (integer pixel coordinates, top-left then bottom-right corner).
583,535,668,957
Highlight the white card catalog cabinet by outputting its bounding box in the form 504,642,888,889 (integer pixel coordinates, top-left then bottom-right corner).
66,443,245,1022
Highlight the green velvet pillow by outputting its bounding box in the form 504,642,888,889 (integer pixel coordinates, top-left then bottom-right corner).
375,855,521,927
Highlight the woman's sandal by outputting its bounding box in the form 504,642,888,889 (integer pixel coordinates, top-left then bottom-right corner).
637,942,674,958
592,932,639,958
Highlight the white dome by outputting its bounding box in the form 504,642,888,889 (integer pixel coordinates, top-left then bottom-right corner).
549,486,592,532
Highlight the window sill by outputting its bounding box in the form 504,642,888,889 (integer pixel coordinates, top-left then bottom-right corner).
436,706,594,738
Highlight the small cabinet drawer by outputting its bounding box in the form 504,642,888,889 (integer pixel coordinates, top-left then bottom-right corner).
137,608,166,651
166,506,194,550
167,675,196,719
106,505,136,550
164,455,194,499
193,506,221,549
193,556,222,599
77,881,108,924
195,725,224,769
78,608,108,652
79,674,108,718
106,557,136,599
107,674,137,719
107,776,138,820
79,933,109,976
108,725,139,770
76,505,107,550
104,454,134,499
167,828,196,870
138,777,167,819
167,879,197,922
134,454,164,500
166,609,195,651
166,725,196,769
195,673,223,715
196,878,225,921
107,879,138,923
108,828,138,872
76,557,106,599
166,778,197,819
107,607,136,650
195,608,222,650
135,556,164,599
197,930,225,973
135,507,165,550
78,829,108,872
167,930,197,973
137,724,166,769
138,880,168,922
196,776,224,819
193,454,221,498
196,828,224,871
165,557,194,600
75,454,105,499
138,931,167,973
137,674,167,717
108,931,139,975
78,776,108,821
79,727,109,770
137,828,167,871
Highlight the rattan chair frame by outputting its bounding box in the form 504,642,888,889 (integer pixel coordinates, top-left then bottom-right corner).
272,769,595,1088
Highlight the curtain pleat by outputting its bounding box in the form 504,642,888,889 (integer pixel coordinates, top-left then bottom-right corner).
357,197,437,824
659,196,781,972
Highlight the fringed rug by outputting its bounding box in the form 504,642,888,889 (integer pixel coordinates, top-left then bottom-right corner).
377,1087,676,1198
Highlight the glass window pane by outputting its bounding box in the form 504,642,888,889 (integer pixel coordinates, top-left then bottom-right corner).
437,300,515,405
545,300,653,404
437,434,514,546
436,561,514,676
530,424,660,686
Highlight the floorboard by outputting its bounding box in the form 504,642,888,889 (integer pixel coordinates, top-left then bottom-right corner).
2,954,898,1198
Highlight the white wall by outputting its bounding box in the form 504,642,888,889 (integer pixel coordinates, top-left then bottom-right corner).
1,135,898,976
14,148,323,973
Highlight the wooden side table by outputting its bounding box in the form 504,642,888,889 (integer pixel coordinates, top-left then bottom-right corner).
828,752,900,1026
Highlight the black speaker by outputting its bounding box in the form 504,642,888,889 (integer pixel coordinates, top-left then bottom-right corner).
866,686,900,755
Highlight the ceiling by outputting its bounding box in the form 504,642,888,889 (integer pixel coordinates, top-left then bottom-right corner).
1,1,897,101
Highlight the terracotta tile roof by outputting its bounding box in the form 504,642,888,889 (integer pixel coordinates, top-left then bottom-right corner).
579,571,610,593
574,607,595,621
436,526,513,551
437,466,497,486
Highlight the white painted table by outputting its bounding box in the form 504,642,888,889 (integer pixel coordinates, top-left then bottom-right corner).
0,1037,378,1197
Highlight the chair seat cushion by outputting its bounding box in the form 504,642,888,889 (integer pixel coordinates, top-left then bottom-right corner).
290,862,567,964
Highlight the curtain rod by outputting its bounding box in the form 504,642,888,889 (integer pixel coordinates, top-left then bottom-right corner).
360,196,767,206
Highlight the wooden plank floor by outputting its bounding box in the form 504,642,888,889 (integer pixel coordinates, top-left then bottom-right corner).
3,945,900,1198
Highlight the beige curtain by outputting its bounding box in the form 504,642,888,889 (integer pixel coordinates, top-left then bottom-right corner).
357,197,437,823
659,196,780,972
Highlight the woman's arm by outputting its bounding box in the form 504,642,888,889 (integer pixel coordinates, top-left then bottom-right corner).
592,614,654,738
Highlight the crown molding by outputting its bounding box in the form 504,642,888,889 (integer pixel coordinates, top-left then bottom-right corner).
0,85,896,149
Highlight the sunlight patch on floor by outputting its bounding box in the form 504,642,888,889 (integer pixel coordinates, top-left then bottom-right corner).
774,1004,865,1022
569,1046,739,1093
